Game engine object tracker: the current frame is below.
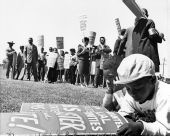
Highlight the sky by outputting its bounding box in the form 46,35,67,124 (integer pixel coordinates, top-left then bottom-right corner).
0,0,169,74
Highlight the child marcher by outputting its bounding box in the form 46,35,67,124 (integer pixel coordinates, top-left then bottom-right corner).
63,51,70,82
15,46,25,80
57,50,64,82
114,54,170,136
69,48,77,85
37,47,46,81
45,47,58,83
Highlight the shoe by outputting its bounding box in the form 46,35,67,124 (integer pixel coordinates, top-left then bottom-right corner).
84,84,88,87
80,84,84,88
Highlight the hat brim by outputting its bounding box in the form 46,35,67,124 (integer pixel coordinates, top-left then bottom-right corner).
7,42,15,45
114,74,154,84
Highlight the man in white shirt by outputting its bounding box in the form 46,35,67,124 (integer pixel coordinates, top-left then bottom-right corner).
114,54,170,136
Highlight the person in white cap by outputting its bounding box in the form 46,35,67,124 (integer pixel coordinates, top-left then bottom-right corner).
115,54,170,136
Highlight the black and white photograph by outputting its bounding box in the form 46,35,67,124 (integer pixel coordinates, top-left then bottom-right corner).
0,0,170,135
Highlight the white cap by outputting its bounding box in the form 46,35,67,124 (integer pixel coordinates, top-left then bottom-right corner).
115,54,155,84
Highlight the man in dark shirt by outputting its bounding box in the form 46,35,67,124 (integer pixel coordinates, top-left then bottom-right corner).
132,8,163,72
24,37,38,81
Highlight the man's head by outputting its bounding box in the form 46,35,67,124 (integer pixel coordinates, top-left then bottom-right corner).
142,8,149,18
120,29,126,36
65,51,68,55
100,37,105,45
60,50,64,56
119,29,126,39
70,48,76,55
7,41,15,48
115,54,156,104
28,38,33,44
20,45,24,52
53,48,58,53
49,47,53,52
41,47,44,53
82,37,89,46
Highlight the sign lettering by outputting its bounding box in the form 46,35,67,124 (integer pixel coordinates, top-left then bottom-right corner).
57,112,86,131
107,112,124,128
95,112,111,124
8,123,45,133
62,105,81,112
84,111,103,131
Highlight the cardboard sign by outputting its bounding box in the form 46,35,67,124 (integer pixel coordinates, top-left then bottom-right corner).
56,37,64,49
89,31,96,45
79,15,87,31
46,52,58,68
37,35,44,48
64,54,71,69
1,104,128,135
122,0,146,18
20,103,109,113
115,18,121,36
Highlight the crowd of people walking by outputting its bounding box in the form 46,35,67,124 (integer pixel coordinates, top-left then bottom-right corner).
5,8,165,90
5,35,114,89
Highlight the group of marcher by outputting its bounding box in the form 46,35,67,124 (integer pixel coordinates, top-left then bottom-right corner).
5,8,170,135
5,36,113,88
6,38,40,82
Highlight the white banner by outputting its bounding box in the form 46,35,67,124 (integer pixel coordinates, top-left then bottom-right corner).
79,15,87,31
37,35,44,48
56,37,64,49
115,18,121,36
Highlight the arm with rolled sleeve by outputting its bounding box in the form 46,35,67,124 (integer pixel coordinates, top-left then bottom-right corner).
118,88,169,135
6,49,15,57
138,94,169,135
118,93,135,117
143,18,162,43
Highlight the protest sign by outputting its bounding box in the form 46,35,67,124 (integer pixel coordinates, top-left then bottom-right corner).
46,52,58,68
79,15,87,32
122,0,146,18
37,35,44,48
56,37,64,49
20,103,109,113
89,31,96,45
115,18,121,36
0,104,128,135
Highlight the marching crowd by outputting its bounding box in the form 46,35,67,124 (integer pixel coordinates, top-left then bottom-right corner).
5,36,113,88
5,8,170,135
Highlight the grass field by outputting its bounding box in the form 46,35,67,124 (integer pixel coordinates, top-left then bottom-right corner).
0,67,105,113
